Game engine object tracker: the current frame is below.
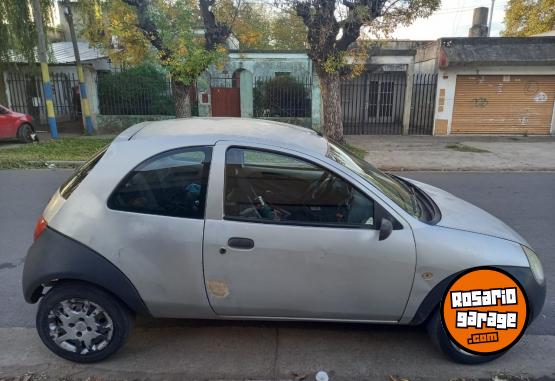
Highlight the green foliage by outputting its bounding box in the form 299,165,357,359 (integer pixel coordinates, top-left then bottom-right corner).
214,1,271,49
254,76,311,117
81,0,223,87
270,10,307,50
213,1,306,50
0,0,53,64
97,65,175,115
148,0,224,85
502,0,555,36
80,0,155,66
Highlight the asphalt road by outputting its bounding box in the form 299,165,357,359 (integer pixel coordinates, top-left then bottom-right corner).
0,170,554,380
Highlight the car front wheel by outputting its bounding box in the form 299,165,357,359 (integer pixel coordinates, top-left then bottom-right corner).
17,123,34,143
426,309,505,364
36,281,132,363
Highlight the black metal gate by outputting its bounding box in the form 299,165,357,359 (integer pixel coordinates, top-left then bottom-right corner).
409,73,438,135
5,71,80,125
253,76,312,118
341,72,406,135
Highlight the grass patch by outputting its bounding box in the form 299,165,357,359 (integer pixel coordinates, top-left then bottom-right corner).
446,143,490,153
0,137,113,169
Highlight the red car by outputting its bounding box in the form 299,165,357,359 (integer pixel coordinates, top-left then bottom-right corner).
0,104,37,143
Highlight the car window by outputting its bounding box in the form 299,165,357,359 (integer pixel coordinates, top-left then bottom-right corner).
225,147,375,228
108,147,212,219
60,146,108,199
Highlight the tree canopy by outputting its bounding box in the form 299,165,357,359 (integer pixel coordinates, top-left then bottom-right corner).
0,0,53,64
280,0,440,141
82,0,226,117
213,1,307,50
502,0,555,36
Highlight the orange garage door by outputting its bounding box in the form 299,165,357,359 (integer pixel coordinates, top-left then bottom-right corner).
451,75,555,134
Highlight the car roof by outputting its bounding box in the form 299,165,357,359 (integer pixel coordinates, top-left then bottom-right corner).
116,117,329,155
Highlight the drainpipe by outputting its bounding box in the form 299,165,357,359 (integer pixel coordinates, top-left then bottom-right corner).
487,0,495,37
31,0,58,139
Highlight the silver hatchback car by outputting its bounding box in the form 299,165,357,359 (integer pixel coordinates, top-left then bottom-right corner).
23,118,545,364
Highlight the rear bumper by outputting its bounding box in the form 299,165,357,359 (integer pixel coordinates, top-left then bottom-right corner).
22,227,151,316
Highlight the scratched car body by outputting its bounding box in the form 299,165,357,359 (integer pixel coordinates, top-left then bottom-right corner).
22,118,545,364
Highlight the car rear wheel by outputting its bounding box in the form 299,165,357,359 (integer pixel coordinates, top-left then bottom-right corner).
36,282,132,363
17,123,34,143
426,309,505,364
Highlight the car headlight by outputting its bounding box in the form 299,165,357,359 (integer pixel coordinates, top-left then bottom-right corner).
522,245,545,284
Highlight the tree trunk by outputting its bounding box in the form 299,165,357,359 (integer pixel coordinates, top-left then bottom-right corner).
318,70,344,142
172,80,192,118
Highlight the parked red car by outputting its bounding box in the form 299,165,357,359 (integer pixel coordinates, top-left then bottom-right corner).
0,104,37,143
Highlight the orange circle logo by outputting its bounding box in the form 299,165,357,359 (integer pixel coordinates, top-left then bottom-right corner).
441,267,529,355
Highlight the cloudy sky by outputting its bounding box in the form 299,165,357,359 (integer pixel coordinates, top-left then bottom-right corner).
392,0,509,39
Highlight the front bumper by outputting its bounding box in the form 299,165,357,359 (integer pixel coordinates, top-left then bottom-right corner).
504,266,547,323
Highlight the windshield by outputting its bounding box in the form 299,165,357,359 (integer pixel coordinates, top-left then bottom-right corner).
326,142,420,218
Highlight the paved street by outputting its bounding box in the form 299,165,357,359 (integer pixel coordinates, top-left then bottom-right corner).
0,169,554,380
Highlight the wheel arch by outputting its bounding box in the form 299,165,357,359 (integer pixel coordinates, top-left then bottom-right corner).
23,227,151,316
17,121,35,133
409,272,458,325
409,265,545,325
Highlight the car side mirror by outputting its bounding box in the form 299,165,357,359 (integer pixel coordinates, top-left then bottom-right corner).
379,218,393,241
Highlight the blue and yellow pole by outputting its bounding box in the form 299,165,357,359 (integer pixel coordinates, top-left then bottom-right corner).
64,0,94,135
32,0,58,139
77,65,94,135
40,63,59,138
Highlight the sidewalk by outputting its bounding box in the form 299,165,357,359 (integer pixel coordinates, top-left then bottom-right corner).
346,135,555,171
1,323,555,381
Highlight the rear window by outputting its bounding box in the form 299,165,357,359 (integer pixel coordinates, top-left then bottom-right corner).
60,147,107,199
107,147,212,219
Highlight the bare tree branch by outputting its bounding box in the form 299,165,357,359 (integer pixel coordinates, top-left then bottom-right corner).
199,0,232,49
121,0,172,60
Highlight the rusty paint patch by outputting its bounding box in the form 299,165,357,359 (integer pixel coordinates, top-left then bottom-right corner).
207,280,230,298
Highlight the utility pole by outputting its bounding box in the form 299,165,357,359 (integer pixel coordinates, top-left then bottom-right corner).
487,0,495,36
31,0,58,139
63,0,94,135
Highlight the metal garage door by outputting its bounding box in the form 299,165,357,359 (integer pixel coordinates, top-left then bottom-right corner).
452,75,555,134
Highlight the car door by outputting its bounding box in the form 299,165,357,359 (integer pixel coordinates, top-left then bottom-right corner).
203,141,416,322
0,106,14,138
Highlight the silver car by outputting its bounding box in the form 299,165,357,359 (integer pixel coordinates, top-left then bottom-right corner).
22,118,545,364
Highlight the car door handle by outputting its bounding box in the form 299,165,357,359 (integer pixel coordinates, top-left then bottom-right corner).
228,237,255,250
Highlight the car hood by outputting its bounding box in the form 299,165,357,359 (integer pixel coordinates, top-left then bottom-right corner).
404,178,529,245
8,111,27,118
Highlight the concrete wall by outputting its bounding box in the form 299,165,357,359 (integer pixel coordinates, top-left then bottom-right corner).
209,52,313,79
415,41,439,73
433,65,555,135
96,114,175,134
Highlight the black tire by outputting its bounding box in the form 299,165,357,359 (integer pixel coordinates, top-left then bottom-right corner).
17,123,34,143
36,281,133,363
426,309,505,364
